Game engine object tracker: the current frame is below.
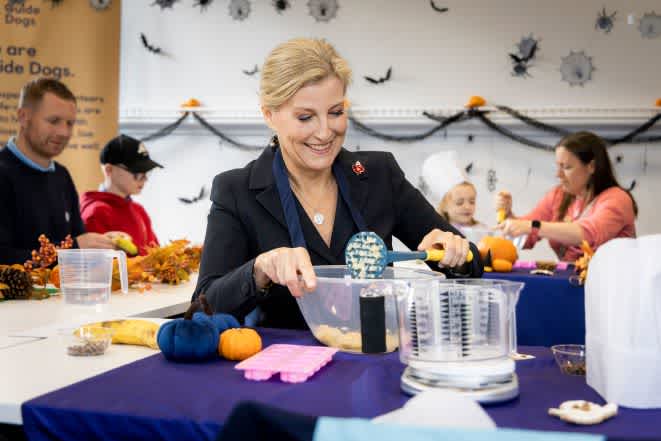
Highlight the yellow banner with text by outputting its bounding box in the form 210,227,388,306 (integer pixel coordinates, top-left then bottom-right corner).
0,0,120,191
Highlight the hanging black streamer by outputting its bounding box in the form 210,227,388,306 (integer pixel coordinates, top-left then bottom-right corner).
191,112,263,150
606,112,661,144
495,106,571,136
475,112,554,150
139,112,190,142
130,107,661,152
349,110,466,142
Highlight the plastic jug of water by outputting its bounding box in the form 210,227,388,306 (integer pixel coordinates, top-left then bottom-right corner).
57,249,128,305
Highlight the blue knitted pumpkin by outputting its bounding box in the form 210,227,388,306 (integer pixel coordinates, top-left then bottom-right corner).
157,318,218,361
193,311,240,334
157,294,222,362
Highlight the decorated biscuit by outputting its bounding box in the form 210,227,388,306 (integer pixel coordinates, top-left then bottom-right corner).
548,400,617,425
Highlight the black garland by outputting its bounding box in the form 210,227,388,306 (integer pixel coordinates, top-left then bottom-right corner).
349,110,466,142
606,112,661,144
191,112,263,150
139,112,189,142
131,107,661,151
495,106,570,136
475,112,554,150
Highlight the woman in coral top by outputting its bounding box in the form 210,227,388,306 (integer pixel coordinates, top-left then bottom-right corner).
495,131,637,261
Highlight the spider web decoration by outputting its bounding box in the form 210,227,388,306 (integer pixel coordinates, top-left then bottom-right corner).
229,0,250,20
517,34,539,59
639,12,661,39
595,7,616,34
308,0,339,23
193,0,213,12
152,0,179,10
560,51,594,87
273,0,291,14
509,34,539,78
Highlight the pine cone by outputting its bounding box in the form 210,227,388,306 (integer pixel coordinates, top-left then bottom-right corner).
0,265,33,300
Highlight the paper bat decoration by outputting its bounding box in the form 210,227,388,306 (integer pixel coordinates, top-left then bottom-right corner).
242,64,259,76
364,67,392,84
430,0,448,13
140,33,162,54
178,187,206,204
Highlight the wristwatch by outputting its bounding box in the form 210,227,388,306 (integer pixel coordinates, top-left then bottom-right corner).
531,219,541,233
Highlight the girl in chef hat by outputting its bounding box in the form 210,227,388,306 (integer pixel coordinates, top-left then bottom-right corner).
421,150,486,234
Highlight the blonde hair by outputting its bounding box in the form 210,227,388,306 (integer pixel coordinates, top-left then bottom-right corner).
436,181,479,226
260,38,352,109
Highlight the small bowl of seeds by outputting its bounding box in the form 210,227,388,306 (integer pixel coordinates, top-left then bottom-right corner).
59,326,113,356
551,344,586,376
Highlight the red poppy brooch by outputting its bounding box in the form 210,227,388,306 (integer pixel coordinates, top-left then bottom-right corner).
352,161,365,175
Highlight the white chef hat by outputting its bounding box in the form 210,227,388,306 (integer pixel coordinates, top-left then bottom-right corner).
586,234,661,408
421,150,469,203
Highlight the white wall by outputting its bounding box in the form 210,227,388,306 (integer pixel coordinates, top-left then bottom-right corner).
119,0,661,259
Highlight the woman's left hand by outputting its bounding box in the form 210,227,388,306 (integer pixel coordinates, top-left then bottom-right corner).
496,219,531,237
417,229,470,268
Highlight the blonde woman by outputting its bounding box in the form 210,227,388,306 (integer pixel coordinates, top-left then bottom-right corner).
195,38,482,328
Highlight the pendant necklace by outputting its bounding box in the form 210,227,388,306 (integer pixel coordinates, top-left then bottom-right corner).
289,179,334,225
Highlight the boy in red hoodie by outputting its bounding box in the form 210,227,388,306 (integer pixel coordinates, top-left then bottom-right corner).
80,135,162,255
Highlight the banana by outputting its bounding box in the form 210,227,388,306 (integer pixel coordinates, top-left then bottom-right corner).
115,237,138,256
82,319,160,349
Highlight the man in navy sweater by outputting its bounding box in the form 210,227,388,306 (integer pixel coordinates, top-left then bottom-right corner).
0,78,114,265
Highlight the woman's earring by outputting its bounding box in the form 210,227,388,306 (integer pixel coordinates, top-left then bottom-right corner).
269,135,279,151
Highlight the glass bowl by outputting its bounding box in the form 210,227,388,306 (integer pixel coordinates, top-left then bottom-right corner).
296,266,443,353
551,344,586,375
58,326,113,356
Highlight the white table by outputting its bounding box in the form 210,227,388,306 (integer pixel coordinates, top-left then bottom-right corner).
0,324,164,425
0,275,196,338
0,278,196,425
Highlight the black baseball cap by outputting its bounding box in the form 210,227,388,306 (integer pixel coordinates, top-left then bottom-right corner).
99,134,163,173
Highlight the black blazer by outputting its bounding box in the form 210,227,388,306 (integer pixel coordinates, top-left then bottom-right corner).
195,146,483,329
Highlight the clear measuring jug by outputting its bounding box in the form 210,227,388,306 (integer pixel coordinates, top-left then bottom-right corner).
57,249,128,305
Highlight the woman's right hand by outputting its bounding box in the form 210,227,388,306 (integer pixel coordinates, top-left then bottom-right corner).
495,191,513,221
253,247,317,297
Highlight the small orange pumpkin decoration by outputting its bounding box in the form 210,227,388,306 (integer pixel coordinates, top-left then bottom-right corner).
478,236,518,272
49,265,60,288
465,95,486,109
655,98,661,107
492,259,513,272
181,98,201,108
219,328,262,361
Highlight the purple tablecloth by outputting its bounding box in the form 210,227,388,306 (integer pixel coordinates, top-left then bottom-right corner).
22,328,660,441
484,268,585,347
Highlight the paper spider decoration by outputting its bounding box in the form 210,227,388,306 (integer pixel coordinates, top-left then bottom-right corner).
595,7,616,34
273,0,290,14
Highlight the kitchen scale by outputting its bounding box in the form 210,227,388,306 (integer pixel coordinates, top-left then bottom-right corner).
396,279,524,404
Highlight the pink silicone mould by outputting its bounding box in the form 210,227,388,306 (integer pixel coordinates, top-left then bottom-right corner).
513,260,569,271
235,344,338,383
